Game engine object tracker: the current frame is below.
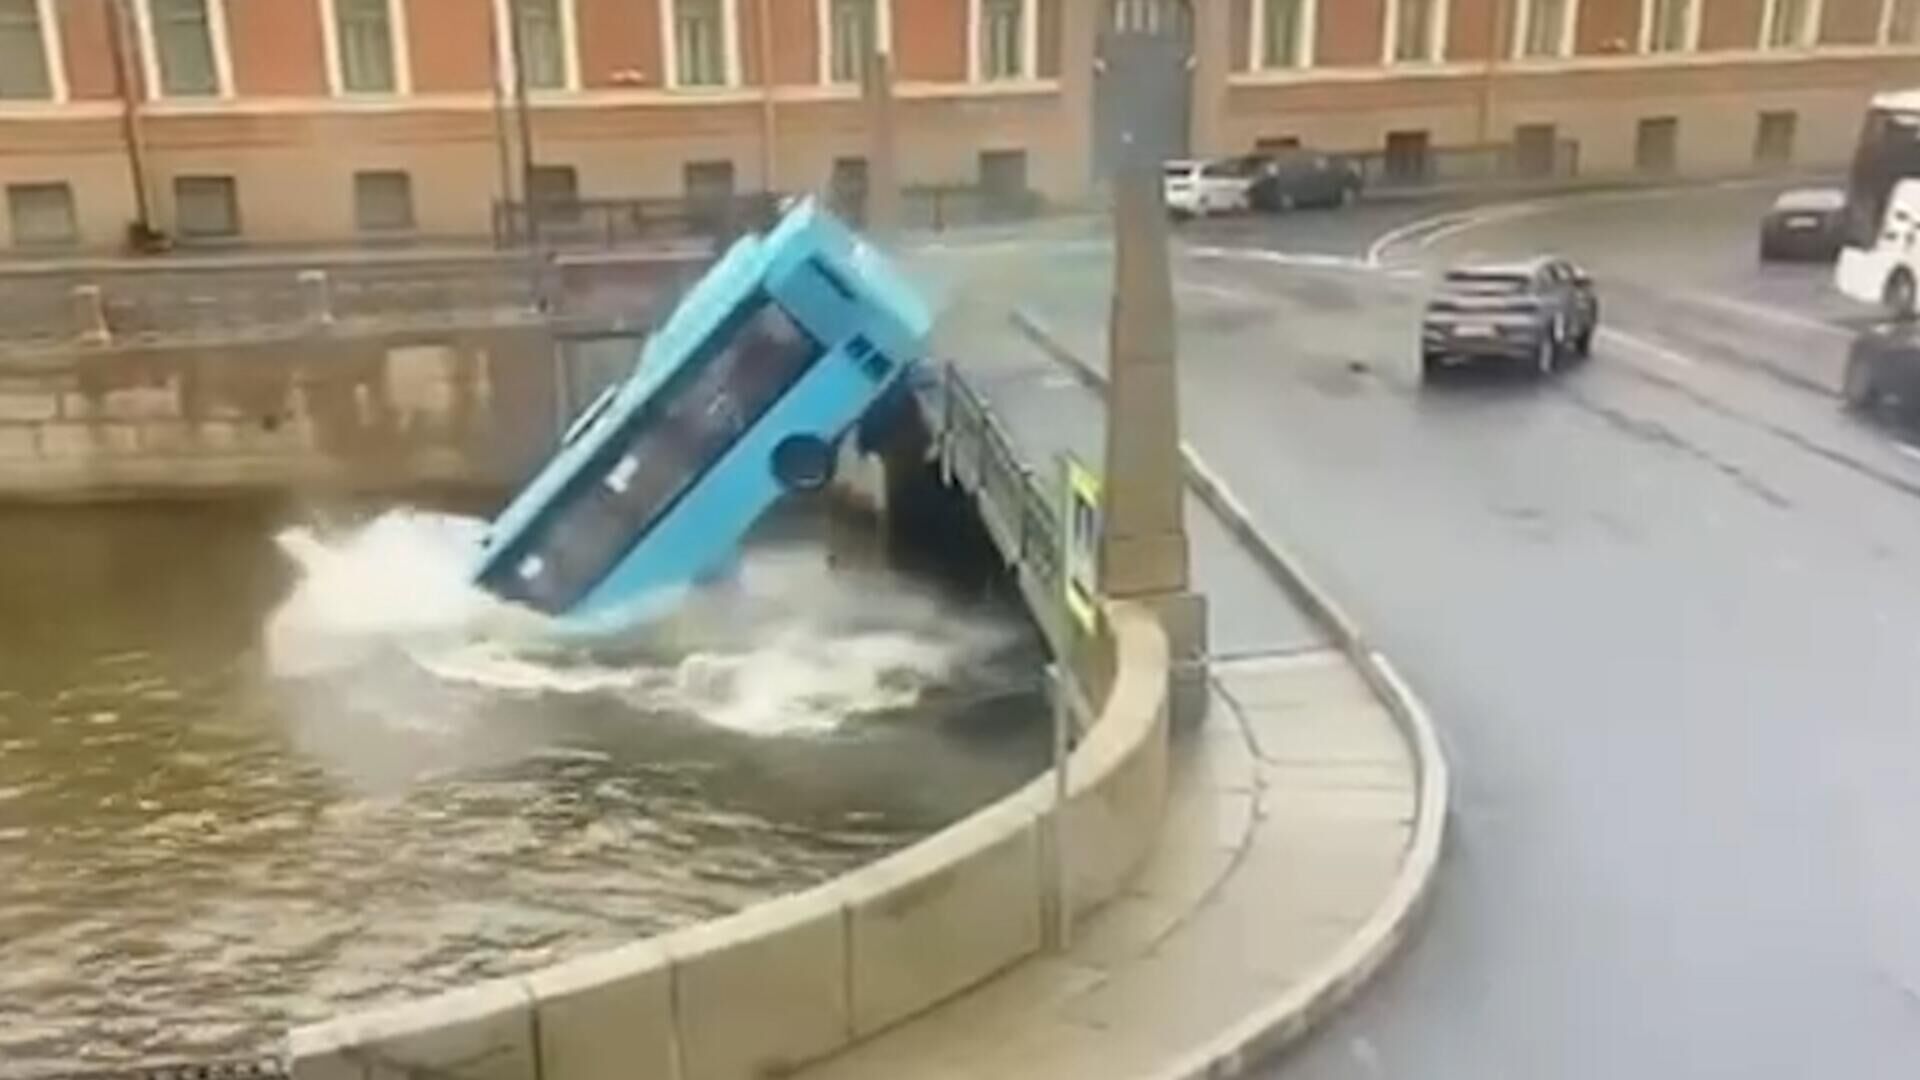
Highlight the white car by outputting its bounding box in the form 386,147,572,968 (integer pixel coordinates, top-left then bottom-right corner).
1163,159,1251,218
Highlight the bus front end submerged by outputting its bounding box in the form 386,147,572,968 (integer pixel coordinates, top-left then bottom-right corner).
470,197,933,631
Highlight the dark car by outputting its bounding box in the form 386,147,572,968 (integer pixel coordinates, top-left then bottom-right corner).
1244,149,1363,212
1758,187,1846,262
1420,257,1599,382
1843,324,1920,417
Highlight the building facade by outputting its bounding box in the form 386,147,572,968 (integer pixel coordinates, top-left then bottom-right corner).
0,0,1916,251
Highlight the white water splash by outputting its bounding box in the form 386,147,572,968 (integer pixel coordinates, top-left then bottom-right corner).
266,510,1014,738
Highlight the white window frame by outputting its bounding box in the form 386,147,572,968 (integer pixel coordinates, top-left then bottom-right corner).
818,0,893,85
1250,0,1317,70
659,0,739,89
1510,0,1579,59
1383,0,1449,63
1878,0,1920,43
0,0,69,102
493,0,581,93
1759,0,1822,47
967,0,1039,83
1638,0,1702,53
319,0,412,96
133,0,234,100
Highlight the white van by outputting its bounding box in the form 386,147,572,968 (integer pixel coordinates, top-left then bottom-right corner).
1162,159,1251,218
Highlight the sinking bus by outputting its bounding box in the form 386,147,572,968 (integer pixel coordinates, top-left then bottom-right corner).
470,198,932,628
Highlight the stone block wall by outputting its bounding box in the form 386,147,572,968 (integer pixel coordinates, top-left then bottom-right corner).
0,326,563,497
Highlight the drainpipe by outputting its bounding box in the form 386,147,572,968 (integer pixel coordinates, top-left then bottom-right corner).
755,0,779,195
487,0,516,242
107,0,157,248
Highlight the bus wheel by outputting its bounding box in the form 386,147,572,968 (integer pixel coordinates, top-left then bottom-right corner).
1885,270,1917,321
772,434,836,492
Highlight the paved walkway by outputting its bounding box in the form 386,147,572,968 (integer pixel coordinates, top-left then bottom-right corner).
796,652,1416,1080
793,252,1426,1079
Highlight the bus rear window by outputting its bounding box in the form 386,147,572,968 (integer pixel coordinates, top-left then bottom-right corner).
486,300,822,613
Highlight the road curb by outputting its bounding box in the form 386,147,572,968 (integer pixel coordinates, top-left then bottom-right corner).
1008,307,1451,1080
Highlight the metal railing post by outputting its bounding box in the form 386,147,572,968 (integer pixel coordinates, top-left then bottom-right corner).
71,285,111,346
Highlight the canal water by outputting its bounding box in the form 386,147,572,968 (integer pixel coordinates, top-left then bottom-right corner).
0,497,1048,1075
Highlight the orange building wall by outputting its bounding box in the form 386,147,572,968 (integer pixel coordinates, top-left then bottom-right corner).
1700,0,1764,50
228,0,327,96
1821,0,1884,43
578,0,664,88
407,0,495,93
56,0,123,101
740,0,819,85
1319,0,1387,65
896,0,968,80
1447,0,1498,60
1575,0,1641,54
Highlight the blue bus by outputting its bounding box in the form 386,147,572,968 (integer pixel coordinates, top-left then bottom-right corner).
470,197,932,628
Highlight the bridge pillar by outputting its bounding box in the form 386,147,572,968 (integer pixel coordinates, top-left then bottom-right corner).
1089,161,1208,727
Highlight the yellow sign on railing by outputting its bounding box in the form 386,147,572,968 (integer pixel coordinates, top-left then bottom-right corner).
1061,454,1102,635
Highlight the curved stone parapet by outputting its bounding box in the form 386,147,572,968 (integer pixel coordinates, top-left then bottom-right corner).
287,599,1171,1080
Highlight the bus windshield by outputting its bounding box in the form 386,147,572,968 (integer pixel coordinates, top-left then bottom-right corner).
486,298,822,614
1844,106,1920,248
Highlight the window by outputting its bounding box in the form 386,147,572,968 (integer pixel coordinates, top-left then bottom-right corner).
354,171,414,232
1885,0,1919,42
980,150,1030,218
1645,0,1694,51
1384,130,1431,183
7,183,76,248
981,0,1026,79
979,149,1028,196
829,0,877,84
1516,0,1569,56
0,0,52,100
512,0,566,90
1764,0,1813,46
672,0,726,86
1255,136,1301,153
528,164,577,207
336,0,396,92
1755,111,1796,167
684,160,735,203
1260,0,1311,68
1635,117,1678,174
830,156,869,223
1391,0,1441,62
173,175,239,238
1513,123,1558,176
151,0,221,96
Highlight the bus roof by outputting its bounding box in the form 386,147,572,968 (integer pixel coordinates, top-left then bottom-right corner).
1870,89,1920,114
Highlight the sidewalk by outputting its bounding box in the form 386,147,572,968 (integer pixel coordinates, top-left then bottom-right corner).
787,262,1441,1080
796,649,1419,1080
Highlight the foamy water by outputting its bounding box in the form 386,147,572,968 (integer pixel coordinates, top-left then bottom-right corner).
266,509,1014,737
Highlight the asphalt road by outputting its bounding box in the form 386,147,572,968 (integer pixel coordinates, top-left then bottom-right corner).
963,183,1920,1079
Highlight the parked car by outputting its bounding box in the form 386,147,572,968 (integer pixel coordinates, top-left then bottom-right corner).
1759,187,1846,262
1843,323,1920,416
1163,158,1252,218
1420,257,1599,381
1244,149,1363,212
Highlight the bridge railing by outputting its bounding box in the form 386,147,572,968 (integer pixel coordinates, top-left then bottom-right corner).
927,361,1064,646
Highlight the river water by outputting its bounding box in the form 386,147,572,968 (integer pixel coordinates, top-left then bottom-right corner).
0,497,1047,1076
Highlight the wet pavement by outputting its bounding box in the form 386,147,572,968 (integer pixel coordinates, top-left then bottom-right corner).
944,183,1920,1079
